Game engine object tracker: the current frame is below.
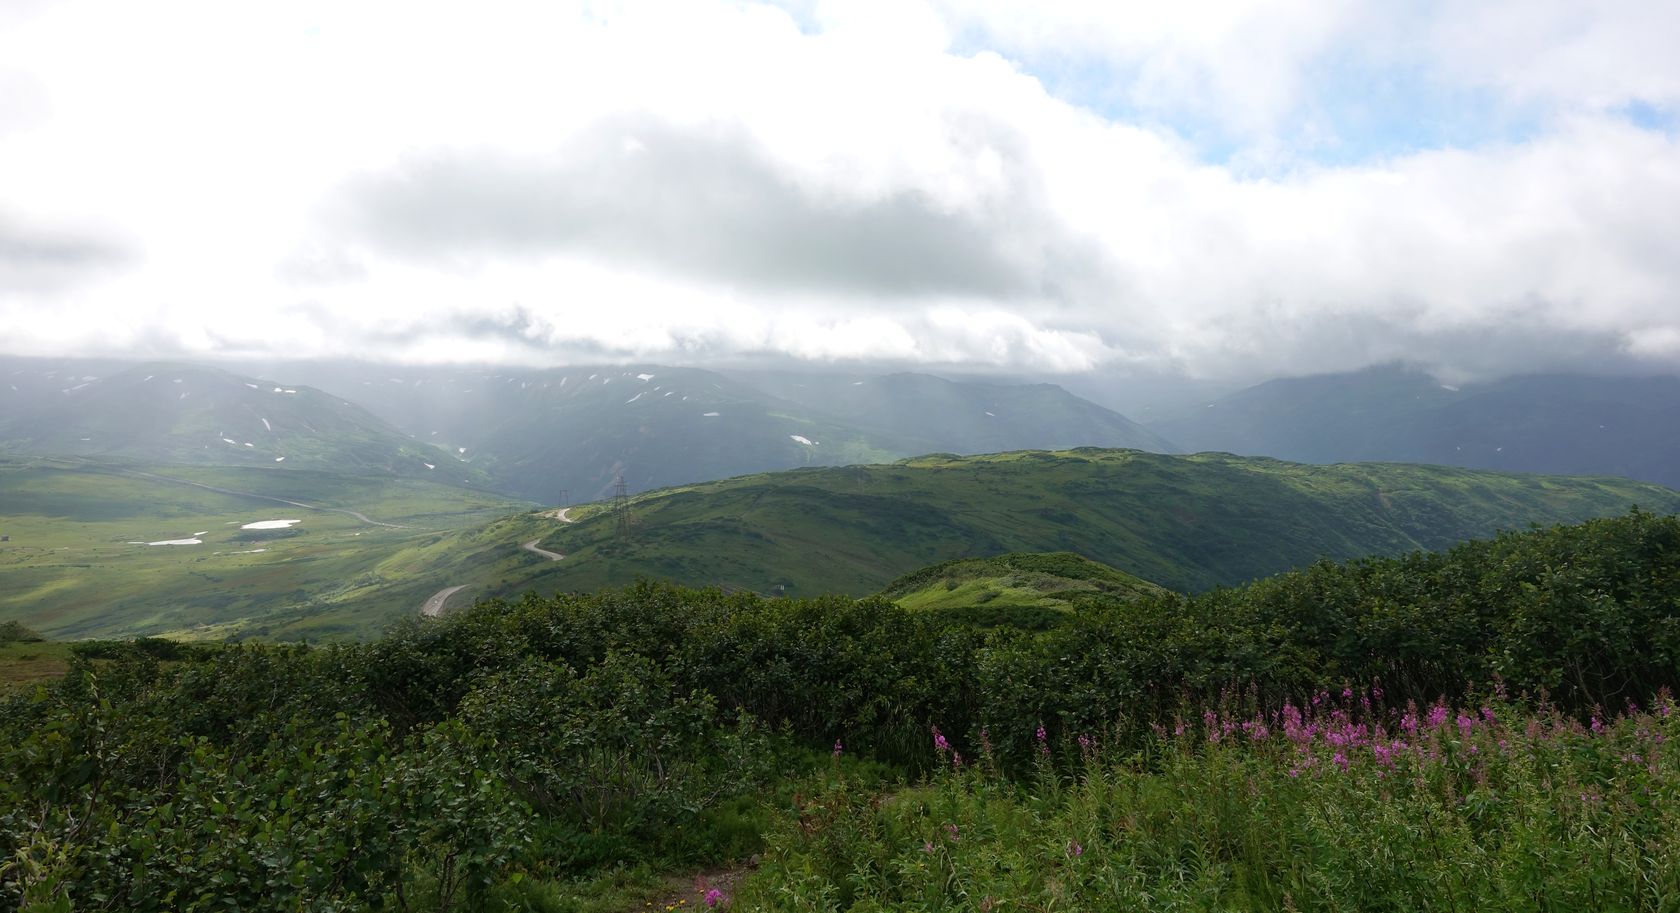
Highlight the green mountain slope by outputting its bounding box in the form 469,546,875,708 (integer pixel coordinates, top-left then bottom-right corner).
1153,365,1680,488
0,362,472,482
465,448,1680,599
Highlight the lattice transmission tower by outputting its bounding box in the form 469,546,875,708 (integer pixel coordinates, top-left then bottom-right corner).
612,474,632,540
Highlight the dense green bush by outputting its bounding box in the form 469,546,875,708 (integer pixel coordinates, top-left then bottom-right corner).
0,622,40,645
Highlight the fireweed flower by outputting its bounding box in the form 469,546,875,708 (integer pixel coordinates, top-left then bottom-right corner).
1427,704,1450,730
1067,840,1084,858
833,740,843,759
704,889,723,908
1401,709,1420,737
1036,722,1050,755
932,726,951,755
946,823,960,842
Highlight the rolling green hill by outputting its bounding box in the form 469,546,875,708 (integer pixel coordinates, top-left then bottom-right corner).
8,447,1677,641
485,449,1680,598
0,362,473,482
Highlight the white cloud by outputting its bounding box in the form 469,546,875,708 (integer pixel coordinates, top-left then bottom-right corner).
0,0,1675,382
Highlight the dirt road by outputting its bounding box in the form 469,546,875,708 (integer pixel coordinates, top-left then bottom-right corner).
420,584,469,617
521,539,565,560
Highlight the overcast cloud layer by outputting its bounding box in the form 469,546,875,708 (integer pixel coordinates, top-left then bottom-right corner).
1,0,1677,382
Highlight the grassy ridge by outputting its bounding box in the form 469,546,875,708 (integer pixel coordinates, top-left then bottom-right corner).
6,448,1677,640
489,449,1680,597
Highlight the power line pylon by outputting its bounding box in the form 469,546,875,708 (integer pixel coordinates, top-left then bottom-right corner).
612,475,632,540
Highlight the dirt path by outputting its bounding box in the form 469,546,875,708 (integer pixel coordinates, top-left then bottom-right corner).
521,539,565,561
420,584,468,617
540,507,577,523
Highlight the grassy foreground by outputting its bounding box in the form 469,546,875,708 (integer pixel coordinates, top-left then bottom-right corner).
742,691,1680,911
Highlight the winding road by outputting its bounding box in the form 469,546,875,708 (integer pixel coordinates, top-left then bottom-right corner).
521,539,565,560
521,508,574,560
422,506,578,615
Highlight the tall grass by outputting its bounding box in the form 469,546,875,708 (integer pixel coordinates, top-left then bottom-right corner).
737,689,1680,911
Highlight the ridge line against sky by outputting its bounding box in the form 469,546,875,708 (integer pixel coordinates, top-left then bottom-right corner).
1,0,1677,383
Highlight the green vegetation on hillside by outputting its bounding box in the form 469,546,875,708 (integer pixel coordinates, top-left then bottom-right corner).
13,448,1670,641
742,693,1679,911
0,458,530,640
880,552,1167,628
4,510,1679,909
478,448,1680,598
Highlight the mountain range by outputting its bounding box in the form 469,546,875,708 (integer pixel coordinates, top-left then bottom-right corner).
1152,365,1680,489
0,361,460,481
141,359,1178,501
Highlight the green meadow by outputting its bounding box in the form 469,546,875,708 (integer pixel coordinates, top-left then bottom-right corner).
0,458,530,640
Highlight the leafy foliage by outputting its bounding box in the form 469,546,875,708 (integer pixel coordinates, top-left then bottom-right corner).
0,623,40,645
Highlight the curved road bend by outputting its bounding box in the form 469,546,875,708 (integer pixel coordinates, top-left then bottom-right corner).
521,539,565,560
421,585,469,618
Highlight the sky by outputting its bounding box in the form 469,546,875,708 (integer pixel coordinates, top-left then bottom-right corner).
1,0,1677,384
